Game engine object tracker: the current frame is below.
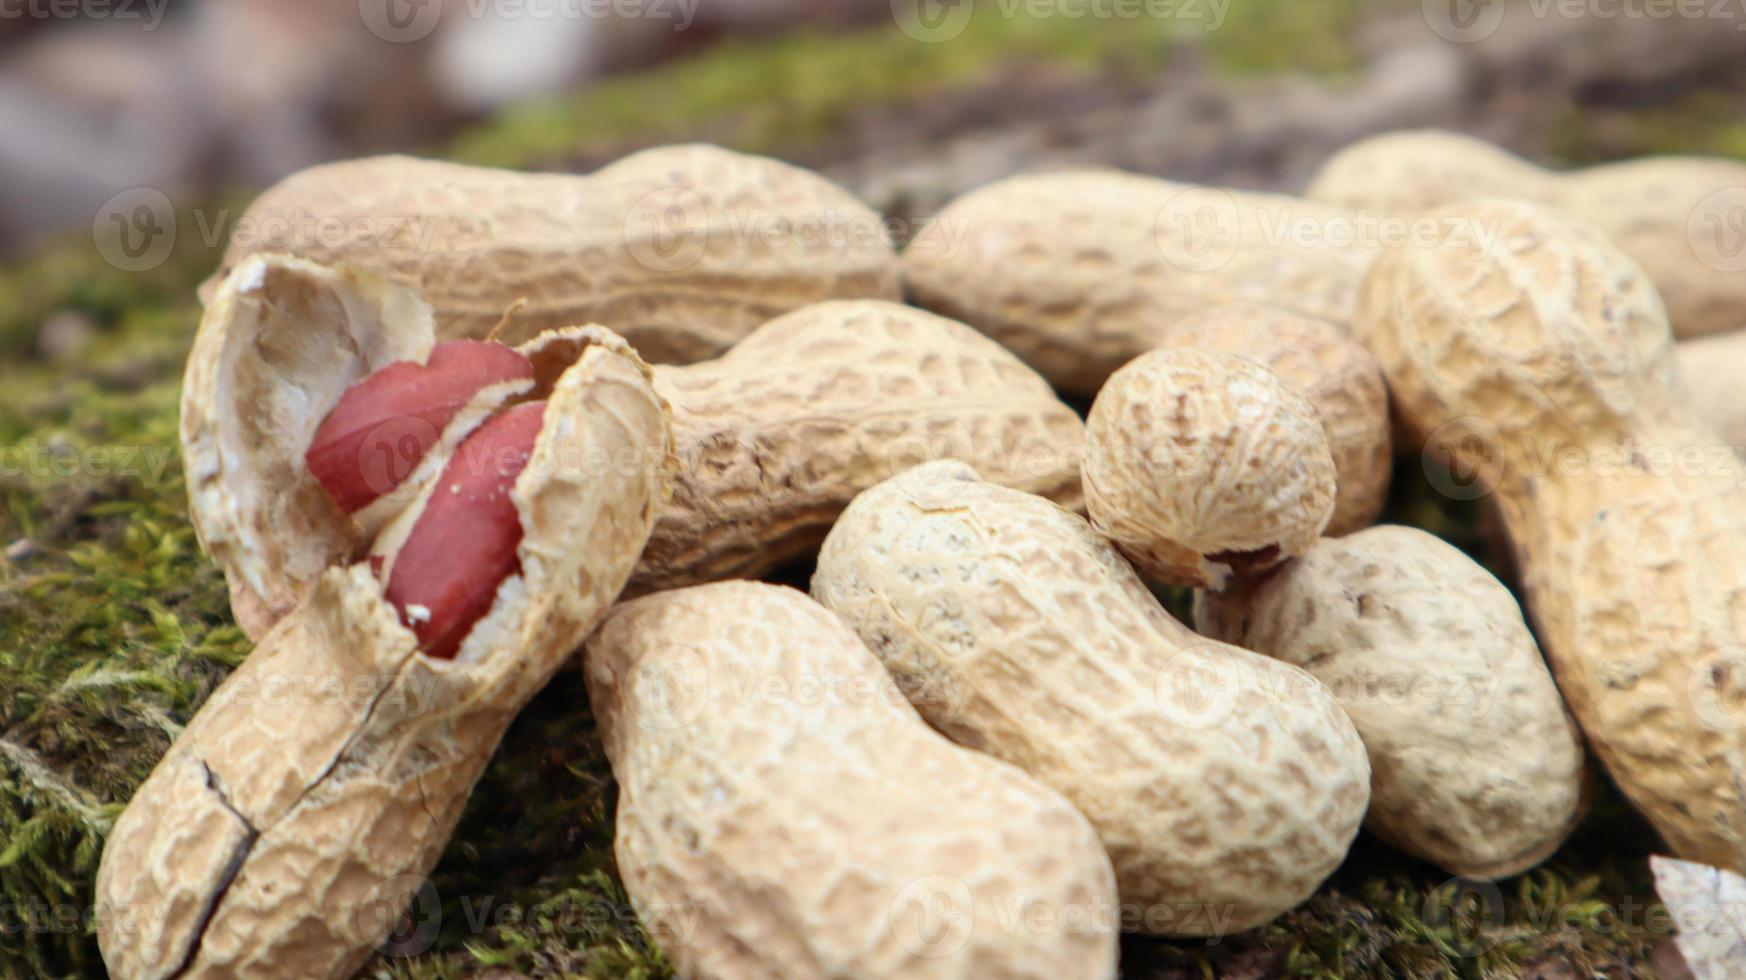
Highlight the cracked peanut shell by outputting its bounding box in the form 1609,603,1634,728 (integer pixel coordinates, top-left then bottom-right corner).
112,254,674,978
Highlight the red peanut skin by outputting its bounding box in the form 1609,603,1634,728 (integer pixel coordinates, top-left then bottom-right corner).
304,340,532,512
384,400,545,659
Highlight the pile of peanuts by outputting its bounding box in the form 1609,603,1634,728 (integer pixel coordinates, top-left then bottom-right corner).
93,133,1746,978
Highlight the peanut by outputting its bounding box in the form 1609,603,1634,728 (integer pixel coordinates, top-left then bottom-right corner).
382,400,545,660
1195,525,1587,878
1155,303,1391,536
626,299,1084,595
304,339,533,513
1307,129,1746,338
811,462,1371,937
901,171,1375,395
102,259,673,977
1353,198,1746,870
205,145,903,362
1675,329,1746,452
1082,347,1337,590
583,580,1120,979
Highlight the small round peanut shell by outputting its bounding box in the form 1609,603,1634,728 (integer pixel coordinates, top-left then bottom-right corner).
1083,347,1337,590
1157,303,1390,536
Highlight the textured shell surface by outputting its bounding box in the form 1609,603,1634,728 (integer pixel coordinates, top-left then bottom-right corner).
1307,129,1746,338
1353,197,1746,871
627,299,1085,595
811,461,1371,937
1195,524,1587,878
902,170,1376,395
108,271,674,979
1305,130,1560,218
204,146,903,362
1082,347,1337,590
1157,303,1391,536
583,580,1120,980
1563,157,1746,339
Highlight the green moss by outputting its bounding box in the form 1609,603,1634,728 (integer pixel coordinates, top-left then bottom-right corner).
1550,90,1746,165
449,1,1370,172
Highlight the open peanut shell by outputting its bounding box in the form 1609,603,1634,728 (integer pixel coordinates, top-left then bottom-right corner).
99,255,674,979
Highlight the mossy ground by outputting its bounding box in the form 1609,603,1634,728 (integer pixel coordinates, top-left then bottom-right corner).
0,6,1703,978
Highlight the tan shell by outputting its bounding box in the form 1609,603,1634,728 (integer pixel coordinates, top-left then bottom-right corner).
1305,130,1561,219
1195,525,1587,878
812,462,1371,936
1156,303,1390,536
1676,330,1746,450
1082,348,1337,590
901,170,1376,395
626,300,1085,595
583,581,1120,980
203,146,902,362
99,319,674,978
1307,129,1746,339
1353,198,1746,870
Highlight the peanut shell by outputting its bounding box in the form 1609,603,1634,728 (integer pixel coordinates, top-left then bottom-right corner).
1196,525,1587,878
812,462,1371,936
1353,197,1746,869
204,145,902,362
584,580,1120,979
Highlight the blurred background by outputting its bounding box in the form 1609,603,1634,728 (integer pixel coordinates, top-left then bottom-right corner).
6,0,1746,259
